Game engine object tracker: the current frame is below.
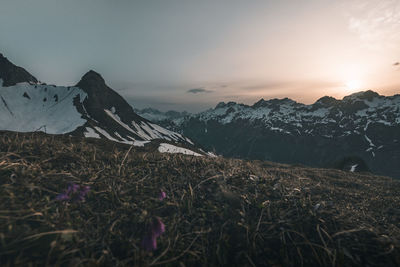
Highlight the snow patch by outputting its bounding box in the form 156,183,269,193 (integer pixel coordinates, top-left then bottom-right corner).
94,126,119,142
84,127,100,138
132,140,150,147
364,135,375,147
364,121,371,131
94,126,149,146
104,108,137,136
206,151,218,157
0,80,87,134
350,164,358,172
158,143,202,156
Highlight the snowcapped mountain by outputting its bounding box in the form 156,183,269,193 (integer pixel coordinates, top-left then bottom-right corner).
151,91,400,178
0,53,199,155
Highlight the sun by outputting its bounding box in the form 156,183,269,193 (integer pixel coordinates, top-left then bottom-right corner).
345,79,362,91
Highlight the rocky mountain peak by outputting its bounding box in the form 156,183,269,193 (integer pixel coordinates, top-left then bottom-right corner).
76,70,106,87
0,51,196,151
215,102,227,109
315,96,339,106
75,70,114,102
252,98,267,108
343,90,381,102
215,101,238,109
74,69,147,126
253,97,297,109
0,53,38,86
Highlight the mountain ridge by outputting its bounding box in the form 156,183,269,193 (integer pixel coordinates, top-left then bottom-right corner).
0,53,201,156
0,53,38,86
136,89,398,120
136,90,400,178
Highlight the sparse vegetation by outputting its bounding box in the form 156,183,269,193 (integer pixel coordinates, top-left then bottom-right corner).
0,131,399,266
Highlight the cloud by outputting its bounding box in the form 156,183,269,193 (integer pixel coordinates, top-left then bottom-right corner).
240,80,342,92
242,82,294,91
187,87,213,94
346,0,400,50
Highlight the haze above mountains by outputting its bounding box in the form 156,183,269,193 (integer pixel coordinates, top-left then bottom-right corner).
3,0,400,113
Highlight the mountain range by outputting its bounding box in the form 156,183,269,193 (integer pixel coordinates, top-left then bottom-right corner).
136,91,400,179
0,53,201,156
1,52,399,178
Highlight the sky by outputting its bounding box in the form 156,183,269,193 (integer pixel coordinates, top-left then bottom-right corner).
1,0,400,112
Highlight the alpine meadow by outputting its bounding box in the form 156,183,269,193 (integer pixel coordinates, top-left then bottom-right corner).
1,1,400,266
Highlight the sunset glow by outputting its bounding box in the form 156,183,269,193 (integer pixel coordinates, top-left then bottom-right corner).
345,79,362,92
0,0,399,111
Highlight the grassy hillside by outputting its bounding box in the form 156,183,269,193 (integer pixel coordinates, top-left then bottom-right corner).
0,131,399,266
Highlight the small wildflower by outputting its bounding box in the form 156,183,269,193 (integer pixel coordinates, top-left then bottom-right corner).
151,217,165,237
56,183,90,202
81,185,91,194
66,183,79,194
55,193,70,201
141,217,165,251
76,186,90,202
141,235,157,251
158,190,166,201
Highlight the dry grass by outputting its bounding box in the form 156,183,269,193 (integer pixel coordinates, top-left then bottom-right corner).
0,131,399,266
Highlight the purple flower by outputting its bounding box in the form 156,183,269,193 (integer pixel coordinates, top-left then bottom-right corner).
55,193,70,201
152,217,165,237
141,217,165,251
56,184,90,202
141,235,157,251
66,183,79,194
158,190,166,201
81,185,90,194
76,186,90,202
